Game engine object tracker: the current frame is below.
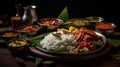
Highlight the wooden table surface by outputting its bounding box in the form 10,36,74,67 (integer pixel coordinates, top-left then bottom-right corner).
0,47,36,67
0,43,120,67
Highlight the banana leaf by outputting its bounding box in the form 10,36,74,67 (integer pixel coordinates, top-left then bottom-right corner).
108,38,120,47
26,33,49,47
57,6,68,22
95,30,120,47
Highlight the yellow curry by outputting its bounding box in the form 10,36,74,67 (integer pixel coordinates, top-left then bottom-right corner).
9,40,27,47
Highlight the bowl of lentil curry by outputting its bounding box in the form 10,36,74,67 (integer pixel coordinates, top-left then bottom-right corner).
8,39,27,53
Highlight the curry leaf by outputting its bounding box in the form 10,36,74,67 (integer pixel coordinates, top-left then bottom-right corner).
57,6,68,22
52,33,61,40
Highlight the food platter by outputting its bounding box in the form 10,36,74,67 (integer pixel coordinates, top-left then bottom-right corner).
29,41,111,61
35,31,107,56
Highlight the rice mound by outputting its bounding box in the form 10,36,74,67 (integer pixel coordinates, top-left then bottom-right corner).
40,33,77,52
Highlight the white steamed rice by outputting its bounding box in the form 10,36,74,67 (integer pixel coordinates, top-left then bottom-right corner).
40,33,77,52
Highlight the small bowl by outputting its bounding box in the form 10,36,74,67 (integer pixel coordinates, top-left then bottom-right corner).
19,25,40,36
85,16,104,23
38,18,63,30
85,16,104,30
95,22,116,34
8,39,27,54
0,27,13,33
0,27,9,32
66,18,89,29
0,30,19,42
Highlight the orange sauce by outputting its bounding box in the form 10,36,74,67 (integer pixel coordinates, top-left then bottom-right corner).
21,25,39,32
3,32,18,37
40,19,61,26
96,23,115,30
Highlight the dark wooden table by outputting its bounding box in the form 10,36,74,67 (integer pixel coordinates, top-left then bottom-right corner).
1,43,120,67
0,46,36,67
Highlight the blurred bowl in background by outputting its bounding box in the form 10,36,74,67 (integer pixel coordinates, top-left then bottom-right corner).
38,18,63,30
85,16,104,30
95,22,116,34
0,27,10,33
0,30,19,42
85,16,104,23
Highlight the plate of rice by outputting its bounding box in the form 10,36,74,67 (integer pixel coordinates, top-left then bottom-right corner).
36,27,107,55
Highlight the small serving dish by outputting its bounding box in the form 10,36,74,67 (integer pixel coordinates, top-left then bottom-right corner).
38,18,63,30
19,25,40,36
84,16,104,30
85,16,104,23
0,30,19,42
0,27,9,32
65,18,89,29
8,39,28,53
95,22,116,34
0,27,13,33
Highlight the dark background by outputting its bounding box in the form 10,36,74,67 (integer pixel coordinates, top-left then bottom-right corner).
0,0,120,31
